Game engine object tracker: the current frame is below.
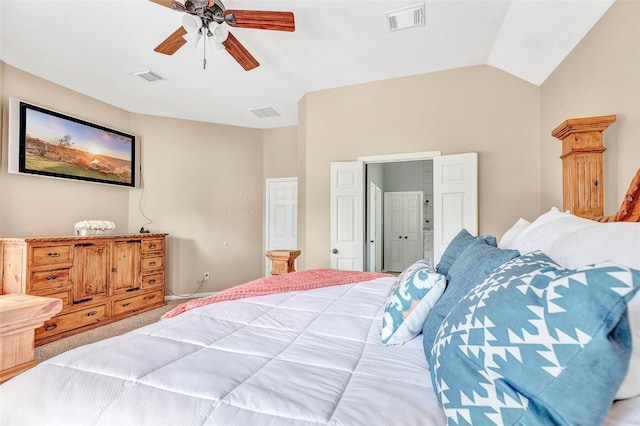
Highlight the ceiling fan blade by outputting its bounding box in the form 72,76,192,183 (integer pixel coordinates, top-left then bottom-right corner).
222,32,260,71
149,0,186,12
223,10,295,32
154,27,188,55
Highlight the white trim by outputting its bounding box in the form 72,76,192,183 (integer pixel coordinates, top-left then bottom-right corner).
357,151,441,164
165,292,216,301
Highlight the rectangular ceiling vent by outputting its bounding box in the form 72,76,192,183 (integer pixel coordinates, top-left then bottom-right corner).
249,106,280,119
132,69,166,82
385,3,425,32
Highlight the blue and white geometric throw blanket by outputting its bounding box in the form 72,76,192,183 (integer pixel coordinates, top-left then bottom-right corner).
429,251,640,426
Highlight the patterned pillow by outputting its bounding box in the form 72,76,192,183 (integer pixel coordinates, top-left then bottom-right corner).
430,252,640,425
381,259,446,346
435,229,498,278
422,241,519,363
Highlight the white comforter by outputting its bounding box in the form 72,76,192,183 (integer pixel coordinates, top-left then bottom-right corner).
1,276,638,425
0,277,446,425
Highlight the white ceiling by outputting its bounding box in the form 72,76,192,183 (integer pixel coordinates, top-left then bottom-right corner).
0,0,614,129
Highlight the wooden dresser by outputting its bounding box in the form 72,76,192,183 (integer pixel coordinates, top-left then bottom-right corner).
0,234,166,345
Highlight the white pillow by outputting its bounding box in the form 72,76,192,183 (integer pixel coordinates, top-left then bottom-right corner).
498,217,531,250
512,207,640,270
512,207,640,399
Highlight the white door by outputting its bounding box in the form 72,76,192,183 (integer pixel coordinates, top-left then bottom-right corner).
433,152,478,264
265,177,298,275
384,193,404,272
384,191,423,272
368,182,383,272
330,162,364,270
403,192,423,266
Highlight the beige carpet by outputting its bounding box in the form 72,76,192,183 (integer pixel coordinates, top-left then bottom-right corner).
35,298,193,363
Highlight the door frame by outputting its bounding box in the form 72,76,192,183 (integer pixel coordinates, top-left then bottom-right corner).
359,151,441,271
368,181,383,272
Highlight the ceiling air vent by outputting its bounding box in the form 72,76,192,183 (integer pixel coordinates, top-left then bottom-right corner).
385,3,425,32
249,106,280,119
132,69,166,82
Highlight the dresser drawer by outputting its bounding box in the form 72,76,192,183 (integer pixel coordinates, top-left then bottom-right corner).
141,256,163,272
30,289,72,310
142,272,164,288
142,239,164,254
35,304,107,339
112,290,163,316
29,268,71,292
30,244,72,266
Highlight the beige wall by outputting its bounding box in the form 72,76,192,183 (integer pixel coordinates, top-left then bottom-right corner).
1,64,132,237
263,126,298,178
299,66,541,269
540,0,640,215
1,63,265,295
128,114,264,294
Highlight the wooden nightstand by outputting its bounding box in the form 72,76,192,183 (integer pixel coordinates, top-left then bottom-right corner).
0,294,62,383
266,250,301,275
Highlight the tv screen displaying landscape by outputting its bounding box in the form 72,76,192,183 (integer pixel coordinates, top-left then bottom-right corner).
19,102,136,187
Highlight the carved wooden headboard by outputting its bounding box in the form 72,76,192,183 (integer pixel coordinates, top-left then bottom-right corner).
552,115,640,222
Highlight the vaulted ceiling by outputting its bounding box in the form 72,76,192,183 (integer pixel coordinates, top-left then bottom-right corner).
0,0,614,129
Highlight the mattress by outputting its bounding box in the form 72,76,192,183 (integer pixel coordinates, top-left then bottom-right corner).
0,276,446,425
1,276,638,425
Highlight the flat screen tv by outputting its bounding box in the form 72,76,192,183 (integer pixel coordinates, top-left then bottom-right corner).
8,98,137,188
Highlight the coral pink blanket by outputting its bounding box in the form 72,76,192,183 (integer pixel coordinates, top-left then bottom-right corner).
162,269,393,319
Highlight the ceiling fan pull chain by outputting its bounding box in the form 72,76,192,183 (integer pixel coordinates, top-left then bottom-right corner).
203,32,207,70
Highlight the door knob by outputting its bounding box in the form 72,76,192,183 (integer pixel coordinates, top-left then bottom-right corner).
398,236,402,239
404,236,408,239
332,248,338,254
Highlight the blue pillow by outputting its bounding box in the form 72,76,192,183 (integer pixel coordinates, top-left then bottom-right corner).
422,241,519,361
381,259,446,345
430,252,640,425
436,229,497,277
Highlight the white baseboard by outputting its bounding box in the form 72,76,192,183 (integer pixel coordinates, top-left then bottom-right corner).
164,291,217,301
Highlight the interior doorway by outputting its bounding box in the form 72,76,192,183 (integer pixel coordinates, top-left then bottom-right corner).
366,161,432,272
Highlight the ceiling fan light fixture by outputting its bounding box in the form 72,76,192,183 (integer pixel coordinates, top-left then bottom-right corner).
182,31,202,47
207,37,225,52
211,23,229,43
182,14,203,34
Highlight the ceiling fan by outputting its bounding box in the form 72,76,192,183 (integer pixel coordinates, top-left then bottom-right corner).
149,0,295,71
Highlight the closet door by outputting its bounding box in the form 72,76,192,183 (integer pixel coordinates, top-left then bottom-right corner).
384,193,404,272
402,193,423,267
384,191,423,272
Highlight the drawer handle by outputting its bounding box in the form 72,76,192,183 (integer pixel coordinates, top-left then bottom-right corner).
46,275,60,281
48,252,61,257
122,302,131,307
45,323,57,331
149,261,157,266
73,297,93,305
86,311,98,317
148,244,157,249
145,294,157,301
125,287,141,292
148,279,156,285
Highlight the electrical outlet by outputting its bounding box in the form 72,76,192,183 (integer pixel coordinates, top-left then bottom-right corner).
203,272,210,280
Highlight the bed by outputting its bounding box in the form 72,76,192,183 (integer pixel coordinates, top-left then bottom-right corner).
1,205,639,426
